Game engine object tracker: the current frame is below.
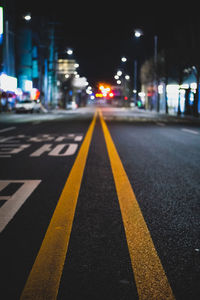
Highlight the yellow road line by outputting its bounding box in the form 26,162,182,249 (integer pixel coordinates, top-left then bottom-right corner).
99,109,175,300
21,111,97,300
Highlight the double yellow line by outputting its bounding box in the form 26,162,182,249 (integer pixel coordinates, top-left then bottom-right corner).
21,109,175,300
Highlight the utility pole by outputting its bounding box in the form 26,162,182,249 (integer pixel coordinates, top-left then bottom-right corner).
133,60,137,104
154,35,159,112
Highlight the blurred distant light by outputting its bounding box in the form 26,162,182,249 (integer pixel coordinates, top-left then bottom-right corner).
158,84,163,94
138,92,145,97
86,87,92,94
114,75,119,80
75,74,80,78
15,88,23,96
24,80,33,91
180,84,189,89
109,92,114,98
30,88,40,100
86,89,92,95
166,84,179,93
117,70,122,76
24,13,31,21
117,80,121,85
133,89,137,93
166,84,179,109
72,76,88,88
95,93,103,98
124,96,128,100
190,82,197,89
134,29,143,38
65,74,70,79
67,48,73,55
125,75,130,80
121,57,127,62
74,63,79,68
0,74,17,91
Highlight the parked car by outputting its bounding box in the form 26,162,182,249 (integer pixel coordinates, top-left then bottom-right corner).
15,99,41,113
66,101,77,110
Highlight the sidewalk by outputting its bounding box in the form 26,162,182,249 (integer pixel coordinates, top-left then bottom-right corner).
101,106,200,124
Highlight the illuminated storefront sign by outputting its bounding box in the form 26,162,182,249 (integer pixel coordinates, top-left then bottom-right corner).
0,74,17,91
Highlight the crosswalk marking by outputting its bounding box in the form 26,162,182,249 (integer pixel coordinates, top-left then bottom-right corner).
99,109,175,300
20,111,97,300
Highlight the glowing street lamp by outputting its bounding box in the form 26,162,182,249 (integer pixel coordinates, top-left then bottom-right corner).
121,56,127,62
23,13,31,21
67,48,73,55
125,75,130,80
134,29,143,38
117,70,122,76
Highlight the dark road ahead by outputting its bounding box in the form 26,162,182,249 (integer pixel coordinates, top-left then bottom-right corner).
0,106,200,300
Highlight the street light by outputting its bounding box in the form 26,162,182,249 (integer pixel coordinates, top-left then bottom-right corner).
23,13,31,22
66,48,73,56
121,56,127,62
133,28,159,110
117,70,122,76
125,75,130,80
134,29,143,38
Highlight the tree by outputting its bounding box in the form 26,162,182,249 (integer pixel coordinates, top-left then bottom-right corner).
140,53,165,111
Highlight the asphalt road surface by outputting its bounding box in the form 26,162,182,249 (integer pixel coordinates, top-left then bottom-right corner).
0,106,199,300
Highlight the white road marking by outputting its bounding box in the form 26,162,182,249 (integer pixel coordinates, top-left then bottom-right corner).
0,136,18,143
0,144,30,157
0,180,41,232
156,122,166,127
48,143,78,156
182,128,199,135
74,135,83,141
0,196,10,200
30,143,78,157
30,144,52,157
0,127,16,133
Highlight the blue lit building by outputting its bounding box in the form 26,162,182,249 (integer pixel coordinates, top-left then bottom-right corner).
0,0,16,77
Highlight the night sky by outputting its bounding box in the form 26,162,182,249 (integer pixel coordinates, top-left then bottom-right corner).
16,1,194,86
